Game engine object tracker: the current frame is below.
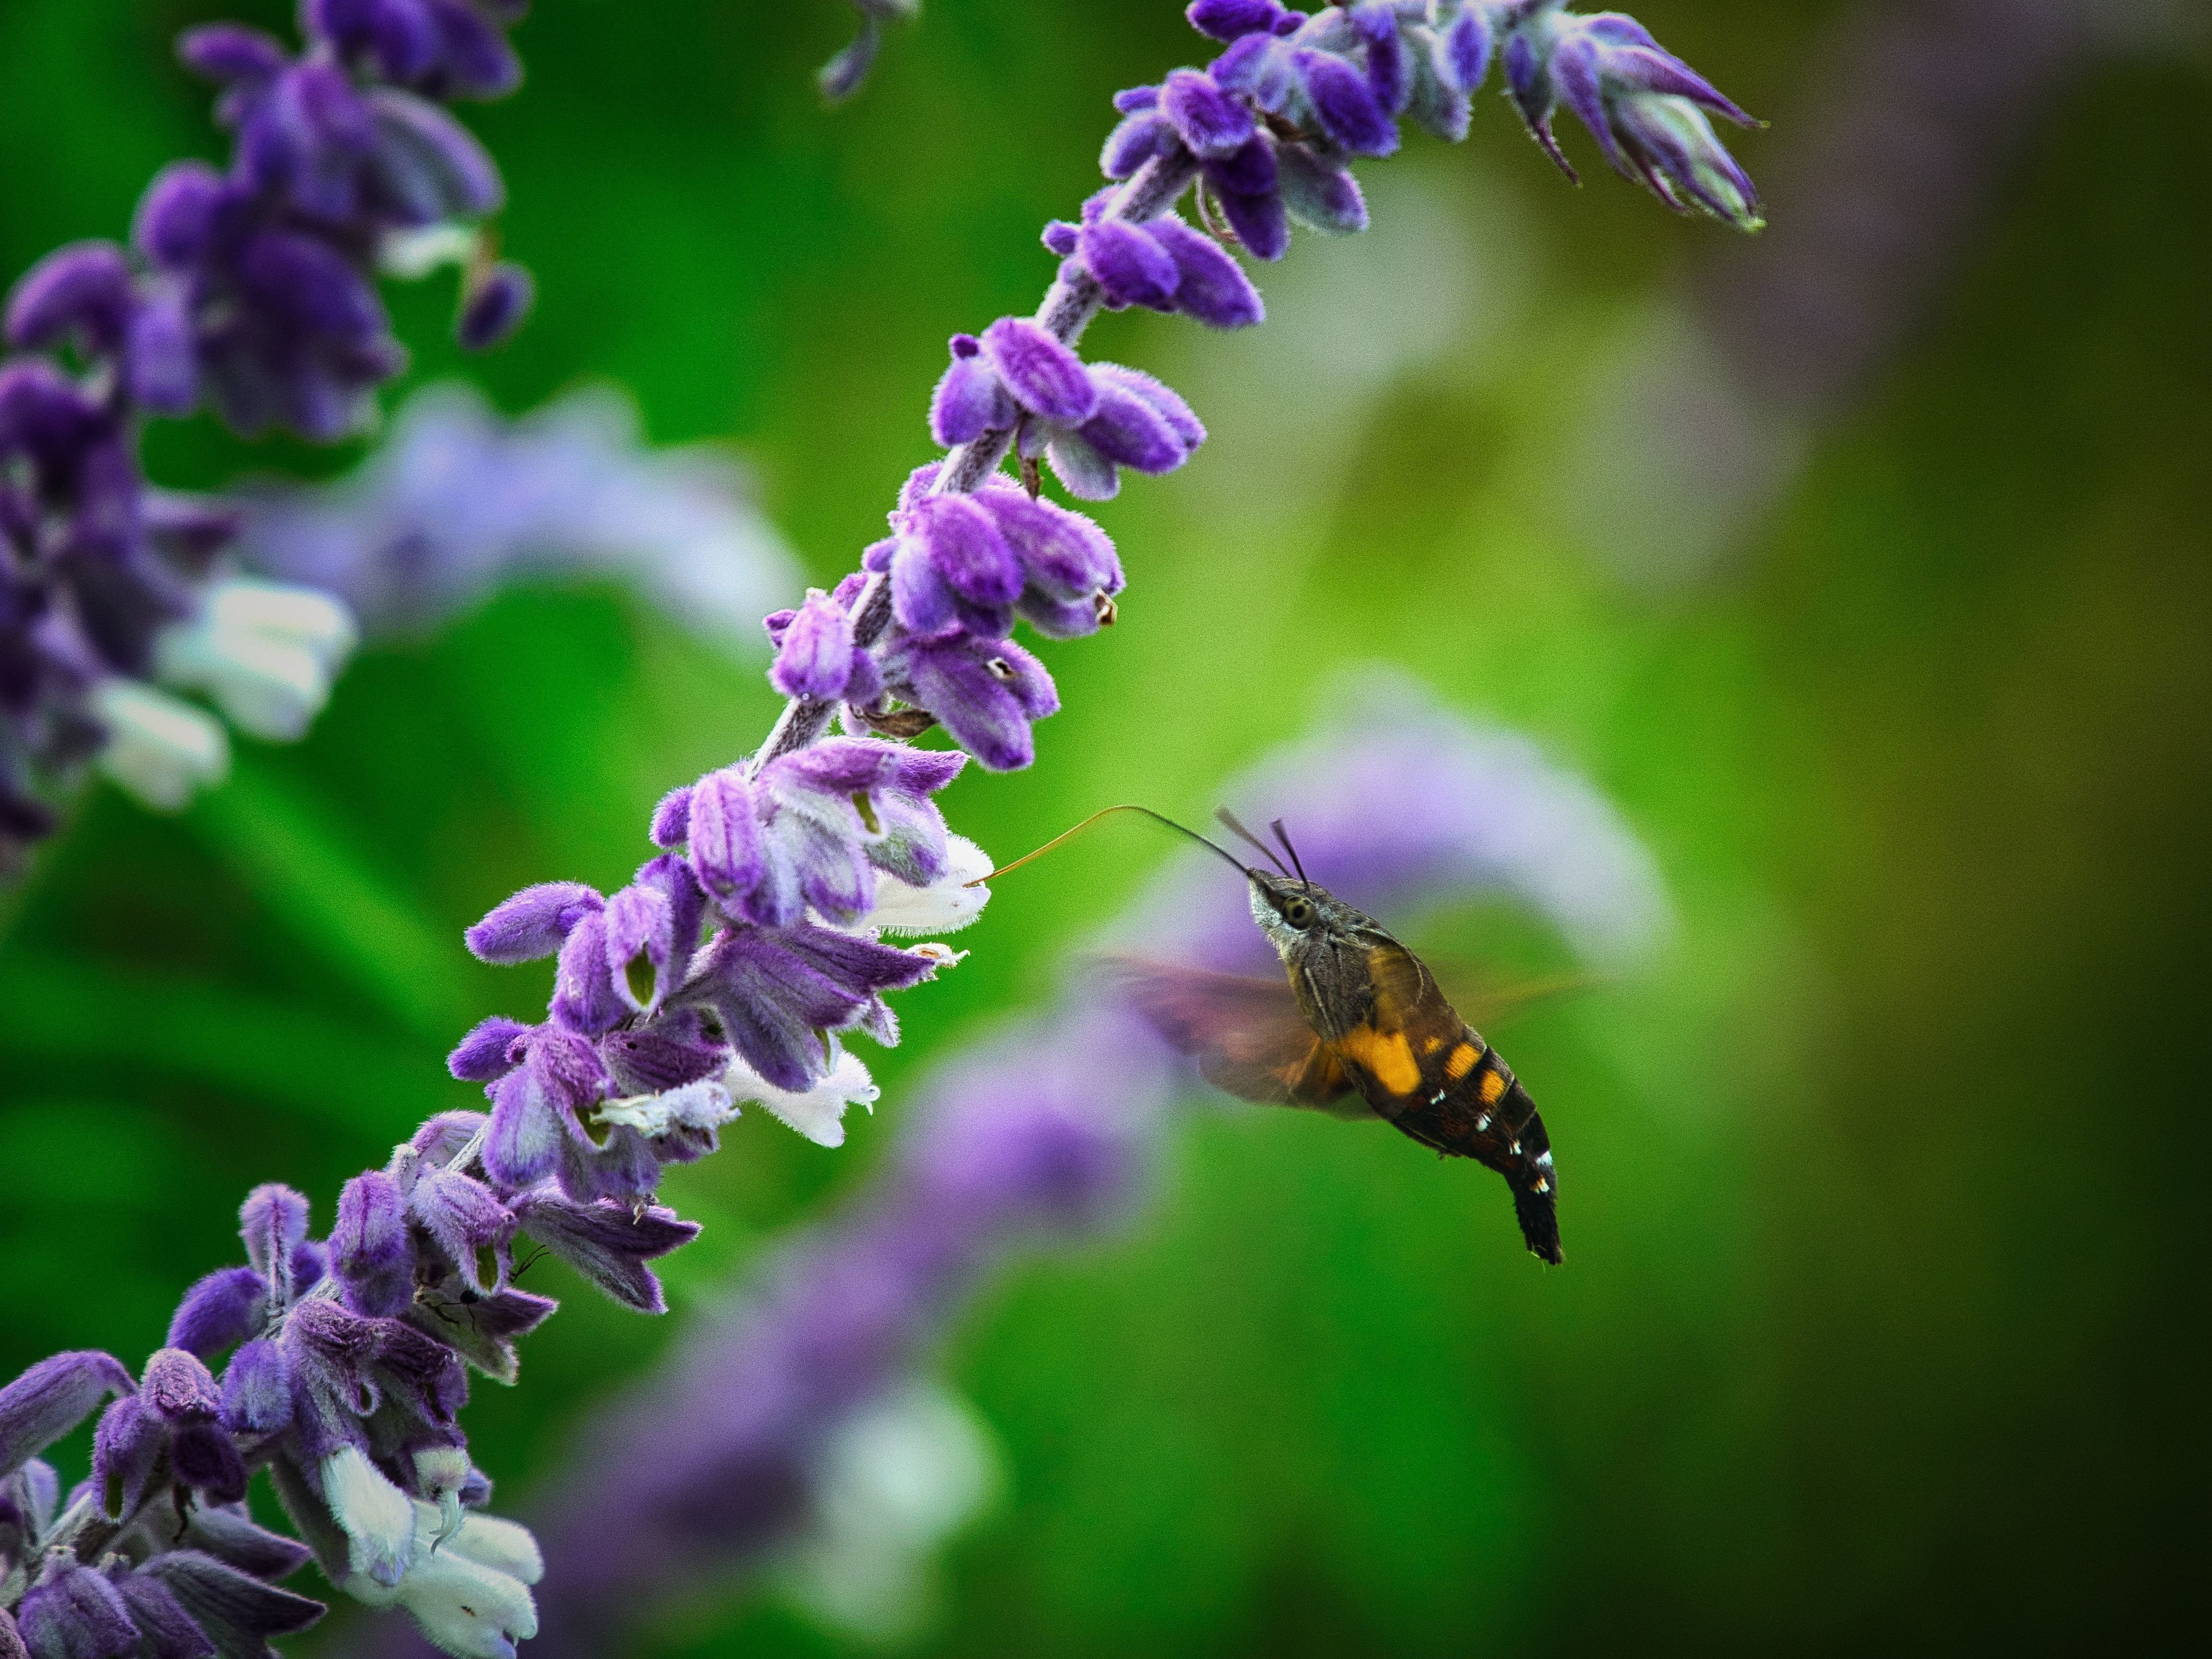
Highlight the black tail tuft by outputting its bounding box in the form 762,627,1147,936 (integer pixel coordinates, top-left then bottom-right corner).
1513,1177,1563,1265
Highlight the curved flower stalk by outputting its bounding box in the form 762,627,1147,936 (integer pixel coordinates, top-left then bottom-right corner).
431,672,1669,1659
752,0,1760,781
230,381,803,648
0,0,534,876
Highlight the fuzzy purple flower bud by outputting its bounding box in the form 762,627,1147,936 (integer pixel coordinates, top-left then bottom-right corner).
332,1170,413,1317
165,1268,266,1361
458,261,534,350
0,1352,134,1479
219,1339,293,1435
6,241,134,355
1351,3,1410,116
552,906,627,1035
466,882,602,964
879,633,1059,773
1080,219,1183,313
1188,0,1285,42
686,766,764,905
1278,141,1368,234
93,1395,164,1519
978,317,1096,425
406,1166,514,1294
1439,4,1494,96
511,1193,701,1314
769,590,861,699
448,1016,529,1082
1294,47,1398,156
15,1560,138,1659
649,785,694,850
929,334,1018,445
1100,107,1177,180
1139,216,1263,328
1160,68,1255,159
238,1184,310,1302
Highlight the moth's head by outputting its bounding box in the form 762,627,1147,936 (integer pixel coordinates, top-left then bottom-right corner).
1247,869,1335,952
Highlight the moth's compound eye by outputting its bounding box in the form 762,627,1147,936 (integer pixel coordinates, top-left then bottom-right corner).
1281,897,1315,928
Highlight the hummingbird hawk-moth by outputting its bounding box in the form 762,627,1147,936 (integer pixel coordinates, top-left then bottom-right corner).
980,807,1563,1263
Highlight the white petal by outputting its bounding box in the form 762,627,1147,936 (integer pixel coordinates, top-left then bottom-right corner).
343,1502,543,1657
728,1051,879,1149
376,223,478,279
321,1446,418,1590
154,578,358,740
443,1511,545,1586
91,679,229,811
594,1078,736,1138
868,834,993,936
394,1548,538,1659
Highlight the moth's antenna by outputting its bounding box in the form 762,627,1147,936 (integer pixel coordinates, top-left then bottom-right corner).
1214,807,1293,878
966,805,1249,886
1269,818,1310,886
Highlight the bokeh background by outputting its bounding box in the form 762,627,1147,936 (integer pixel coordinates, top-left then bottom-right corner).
2,0,2205,1651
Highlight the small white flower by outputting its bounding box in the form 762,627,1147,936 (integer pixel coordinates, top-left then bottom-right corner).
90,678,230,810
726,1049,879,1149
345,1500,542,1659
867,834,993,936
321,1445,418,1590
593,1077,738,1138
153,577,359,741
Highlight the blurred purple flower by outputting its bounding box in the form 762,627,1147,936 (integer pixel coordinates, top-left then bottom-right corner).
231,380,802,646
1,0,534,874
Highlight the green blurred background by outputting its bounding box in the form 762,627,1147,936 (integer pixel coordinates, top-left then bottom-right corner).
1,0,2204,1650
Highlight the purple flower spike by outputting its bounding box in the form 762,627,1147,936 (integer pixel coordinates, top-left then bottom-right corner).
458,261,534,350
1141,216,1263,327
0,1352,134,1479
979,317,1097,425
769,590,860,699
1079,219,1183,313
466,881,603,964
1294,48,1398,157
1161,69,1256,158
930,334,1018,446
